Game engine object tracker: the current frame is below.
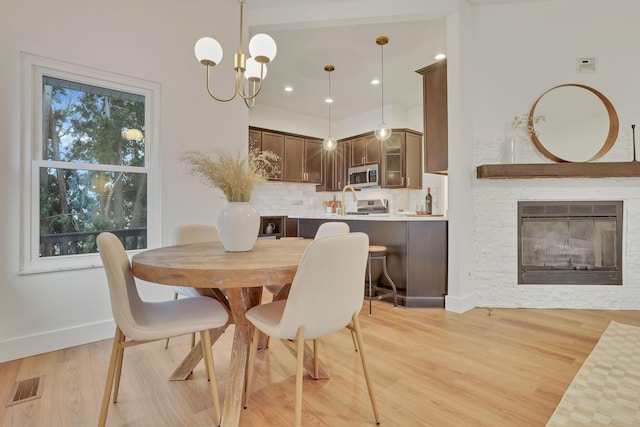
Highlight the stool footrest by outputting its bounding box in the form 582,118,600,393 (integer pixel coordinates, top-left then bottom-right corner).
364,286,396,301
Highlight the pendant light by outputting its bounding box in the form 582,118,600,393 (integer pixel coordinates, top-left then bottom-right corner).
322,65,337,151
374,36,391,142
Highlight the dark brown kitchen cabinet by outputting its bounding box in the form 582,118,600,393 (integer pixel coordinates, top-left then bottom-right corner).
283,136,323,184
259,130,284,181
297,218,448,308
382,129,423,189
350,134,380,166
320,141,346,192
416,59,447,174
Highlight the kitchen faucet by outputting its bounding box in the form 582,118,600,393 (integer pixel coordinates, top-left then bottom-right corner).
340,185,357,216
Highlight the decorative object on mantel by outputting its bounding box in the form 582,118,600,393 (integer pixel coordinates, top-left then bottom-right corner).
528,83,619,163
501,114,545,164
477,84,624,179
632,124,637,161
181,146,280,251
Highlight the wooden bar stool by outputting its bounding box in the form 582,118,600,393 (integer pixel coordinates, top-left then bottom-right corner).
365,245,398,314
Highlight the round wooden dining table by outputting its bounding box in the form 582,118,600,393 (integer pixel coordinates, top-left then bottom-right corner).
131,238,311,427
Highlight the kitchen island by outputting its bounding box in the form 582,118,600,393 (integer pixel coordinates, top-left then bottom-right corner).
289,213,448,307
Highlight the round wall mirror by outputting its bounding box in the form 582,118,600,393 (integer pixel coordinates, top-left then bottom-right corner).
529,84,619,162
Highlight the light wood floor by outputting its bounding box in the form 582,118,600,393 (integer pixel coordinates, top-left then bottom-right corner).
2,302,640,427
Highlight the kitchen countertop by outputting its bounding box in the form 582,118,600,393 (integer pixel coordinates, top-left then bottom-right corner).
288,212,447,221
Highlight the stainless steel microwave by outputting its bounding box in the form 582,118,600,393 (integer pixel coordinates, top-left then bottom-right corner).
348,164,379,188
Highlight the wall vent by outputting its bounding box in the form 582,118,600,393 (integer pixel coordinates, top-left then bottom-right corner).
6,376,45,407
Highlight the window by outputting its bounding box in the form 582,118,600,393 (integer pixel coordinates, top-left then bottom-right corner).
21,54,160,273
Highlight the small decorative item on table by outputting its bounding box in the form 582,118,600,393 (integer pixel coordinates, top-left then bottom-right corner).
182,144,280,251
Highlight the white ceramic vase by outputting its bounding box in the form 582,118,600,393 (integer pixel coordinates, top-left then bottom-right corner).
218,202,260,252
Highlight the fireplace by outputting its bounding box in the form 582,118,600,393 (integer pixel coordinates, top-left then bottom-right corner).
518,201,623,285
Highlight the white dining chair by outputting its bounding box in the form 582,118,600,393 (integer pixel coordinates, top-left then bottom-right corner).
263,221,351,348
263,221,350,301
243,232,380,427
166,224,221,349
96,232,228,427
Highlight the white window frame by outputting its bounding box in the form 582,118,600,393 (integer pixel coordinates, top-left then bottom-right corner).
20,53,161,274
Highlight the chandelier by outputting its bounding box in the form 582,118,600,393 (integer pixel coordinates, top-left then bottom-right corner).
374,36,391,141
193,0,277,108
323,65,337,151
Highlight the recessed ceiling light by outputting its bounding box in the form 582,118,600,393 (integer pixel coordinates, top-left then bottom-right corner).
371,79,380,85
435,53,446,60
325,97,333,104
284,86,293,92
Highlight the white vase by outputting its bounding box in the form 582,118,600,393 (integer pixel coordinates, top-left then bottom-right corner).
218,202,260,252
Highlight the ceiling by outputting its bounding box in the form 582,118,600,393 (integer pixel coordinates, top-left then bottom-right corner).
238,0,545,121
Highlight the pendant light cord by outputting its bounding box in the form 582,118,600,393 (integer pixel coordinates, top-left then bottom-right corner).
380,42,385,123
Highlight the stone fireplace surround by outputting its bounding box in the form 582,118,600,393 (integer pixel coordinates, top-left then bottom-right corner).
474,176,640,310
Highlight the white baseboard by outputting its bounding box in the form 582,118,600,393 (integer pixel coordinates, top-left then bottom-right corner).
445,293,476,313
0,319,115,363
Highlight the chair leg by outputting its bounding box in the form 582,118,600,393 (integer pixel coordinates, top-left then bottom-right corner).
165,291,179,349
112,331,126,403
368,253,373,315
312,339,319,379
243,326,261,409
99,327,124,427
295,326,305,427
191,332,196,348
200,330,222,427
346,323,359,352
352,314,381,425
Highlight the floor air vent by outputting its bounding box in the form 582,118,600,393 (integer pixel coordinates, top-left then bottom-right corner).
6,376,45,407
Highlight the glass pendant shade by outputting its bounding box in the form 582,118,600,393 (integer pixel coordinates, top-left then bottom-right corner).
245,58,267,81
323,136,337,151
249,34,277,63
375,123,392,141
194,37,223,65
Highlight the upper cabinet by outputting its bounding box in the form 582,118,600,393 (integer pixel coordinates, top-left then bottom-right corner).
382,129,423,189
259,130,284,181
350,134,381,166
416,59,447,174
250,127,322,185
284,135,323,184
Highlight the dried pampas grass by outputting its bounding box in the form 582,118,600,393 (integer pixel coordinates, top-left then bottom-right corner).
182,145,280,202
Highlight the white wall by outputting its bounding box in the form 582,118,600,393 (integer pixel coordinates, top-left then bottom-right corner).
0,0,248,362
471,0,640,309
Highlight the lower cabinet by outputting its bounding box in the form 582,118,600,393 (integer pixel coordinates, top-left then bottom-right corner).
296,218,448,307
259,216,299,239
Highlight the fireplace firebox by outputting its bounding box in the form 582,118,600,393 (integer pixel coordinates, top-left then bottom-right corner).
518,201,622,285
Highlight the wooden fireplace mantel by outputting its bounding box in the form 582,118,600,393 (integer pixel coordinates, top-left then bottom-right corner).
476,161,640,179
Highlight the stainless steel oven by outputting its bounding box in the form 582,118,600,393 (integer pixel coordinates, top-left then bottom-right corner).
348,164,379,188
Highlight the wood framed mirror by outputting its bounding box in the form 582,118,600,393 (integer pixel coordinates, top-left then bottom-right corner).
529,84,619,163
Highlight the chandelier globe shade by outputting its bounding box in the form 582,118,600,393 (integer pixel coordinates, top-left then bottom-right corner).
374,36,391,141
193,0,276,108
245,58,267,81
249,34,277,63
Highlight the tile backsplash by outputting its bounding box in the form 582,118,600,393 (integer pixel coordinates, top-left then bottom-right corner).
251,182,438,216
